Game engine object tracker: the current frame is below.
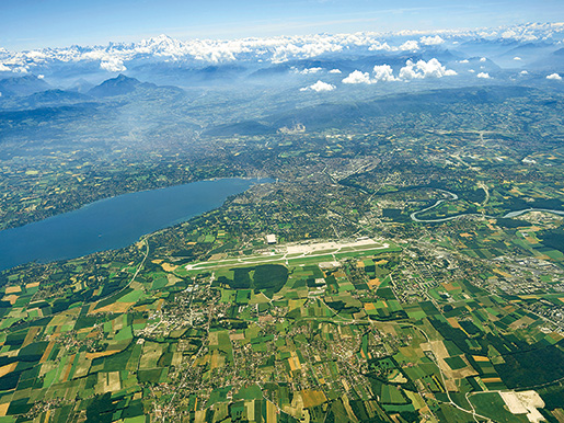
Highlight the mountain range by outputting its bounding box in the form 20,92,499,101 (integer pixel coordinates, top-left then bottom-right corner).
0,22,563,88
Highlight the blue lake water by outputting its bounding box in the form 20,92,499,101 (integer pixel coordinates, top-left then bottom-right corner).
0,178,272,271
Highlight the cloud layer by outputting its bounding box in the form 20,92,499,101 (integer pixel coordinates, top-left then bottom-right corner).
0,22,563,74
341,58,457,85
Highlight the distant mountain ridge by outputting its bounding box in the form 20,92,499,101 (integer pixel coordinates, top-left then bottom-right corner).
202,85,540,137
88,74,153,97
0,75,50,97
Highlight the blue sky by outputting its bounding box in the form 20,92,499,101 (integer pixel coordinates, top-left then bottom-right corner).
1,0,563,51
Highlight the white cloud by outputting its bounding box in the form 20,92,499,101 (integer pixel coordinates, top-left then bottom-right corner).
368,39,420,53
547,73,562,80
342,70,372,84
372,65,398,82
270,39,343,63
100,57,126,72
513,56,522,61
480,57,487,62
340,63,451,85
420,35,445,45
459,59,469,64
329,69,341,74
297,67,322,74
37,74,45,79
300,80,336,92
368,42,392,52
477,72,491,79
399,40,419,51
520,70,529,75
0,63,10,72
399,58,457,80
399,63,421,80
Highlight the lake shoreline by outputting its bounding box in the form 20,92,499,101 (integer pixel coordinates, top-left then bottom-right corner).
0,177,273,272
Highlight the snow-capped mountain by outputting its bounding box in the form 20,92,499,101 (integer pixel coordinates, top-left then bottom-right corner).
1,22,563,78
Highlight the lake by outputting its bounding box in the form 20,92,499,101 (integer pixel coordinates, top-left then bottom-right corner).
0,178,272,271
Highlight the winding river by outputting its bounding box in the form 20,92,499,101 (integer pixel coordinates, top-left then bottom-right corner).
410,190,564,223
